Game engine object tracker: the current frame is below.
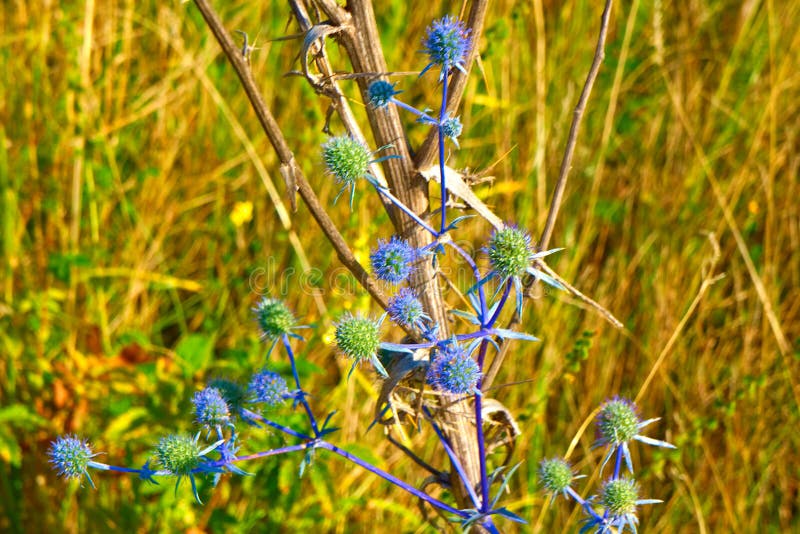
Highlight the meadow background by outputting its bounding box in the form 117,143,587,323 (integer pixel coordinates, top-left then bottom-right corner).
2,0,799,532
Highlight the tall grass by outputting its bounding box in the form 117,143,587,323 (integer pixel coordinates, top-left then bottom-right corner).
1,1,798,532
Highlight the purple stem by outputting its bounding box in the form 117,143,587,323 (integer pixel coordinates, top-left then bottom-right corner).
487,278,512,327
390,97,437,123
438,73,449,234
282,334,320,436
613,444,624,480
315,440,468,518
392,329,495,350
207,443,311,467
474,339,490,511
422,406,481,510
239,407,311,441
444,240,488,321
368,180,439,237
88,461,148,475
567,486,604,521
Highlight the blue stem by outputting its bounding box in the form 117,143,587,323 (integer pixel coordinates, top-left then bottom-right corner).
567,486,604,522
423,406,482,510
282,334,320,436
390,98,437,123
239,407,312,441
88,461,148,475
390,329,496,350
438,73,449,234
487,279,513,327
206,443,312,467
612,443,624,480
315,440,468,518
368,179,439,237
444,240,488,321
474,339,490,511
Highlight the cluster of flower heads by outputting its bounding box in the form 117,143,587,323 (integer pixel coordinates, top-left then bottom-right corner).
47,14,675,533
48,299,300,503
538,398,676,533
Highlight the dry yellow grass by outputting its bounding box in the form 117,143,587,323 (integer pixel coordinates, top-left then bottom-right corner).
1,1,798,532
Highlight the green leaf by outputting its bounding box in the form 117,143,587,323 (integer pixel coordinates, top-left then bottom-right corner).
0,404,49,429
175,333,216,377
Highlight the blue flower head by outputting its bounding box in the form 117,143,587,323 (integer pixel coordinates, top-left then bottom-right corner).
441,114,463,147
387,287,430,328
422,16,471,79
154,432,221,503
426,340,480,395
487,226,533,280
335,312,388,378
248,369,289,409
368,80,401,109
49,435,100,488
193,387,231,434
579,477,662,534
253,297,296,341
155,433,203,478
370,236,417,284
322,135,372,207
539,457,580,501
595,397,677,474
207,378,247,415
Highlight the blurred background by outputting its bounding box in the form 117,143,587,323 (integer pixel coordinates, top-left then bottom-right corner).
2,0,798,532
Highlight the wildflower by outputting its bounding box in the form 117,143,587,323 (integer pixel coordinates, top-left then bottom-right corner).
580,477,662,534
229,200,253,227
487,226,534,279
193,387,232,436
322,136,395,208
367,80,401,109
595,397,677,474
48,435,102,488
207,378,247,416
479,225,564,315
370,236,417,284
253,297,296,341
421,16,471,79
539,457,582,502
426,340,480,395
440,114,463,146
335,313,387,378
154,432,221,503
387,287,430,328
248,369,289,409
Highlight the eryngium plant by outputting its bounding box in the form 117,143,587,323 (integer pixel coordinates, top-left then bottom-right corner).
48,2,674,532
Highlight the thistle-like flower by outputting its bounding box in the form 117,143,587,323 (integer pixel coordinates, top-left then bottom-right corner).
335,312,387,378
253,297,296,339
370,236,417,284
580,477,662,534
48,435,102,488
421,16,471,79
322,136,395,208
426,340,480,395
595,397,676,474
387,287,430,328
248,369,289,409
193,386,232,436
539,457,583,502
154,432,221,503
207,378,247,416
487,226,534,279
440,114,463,146
367,80,401,109
481,225,564,315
